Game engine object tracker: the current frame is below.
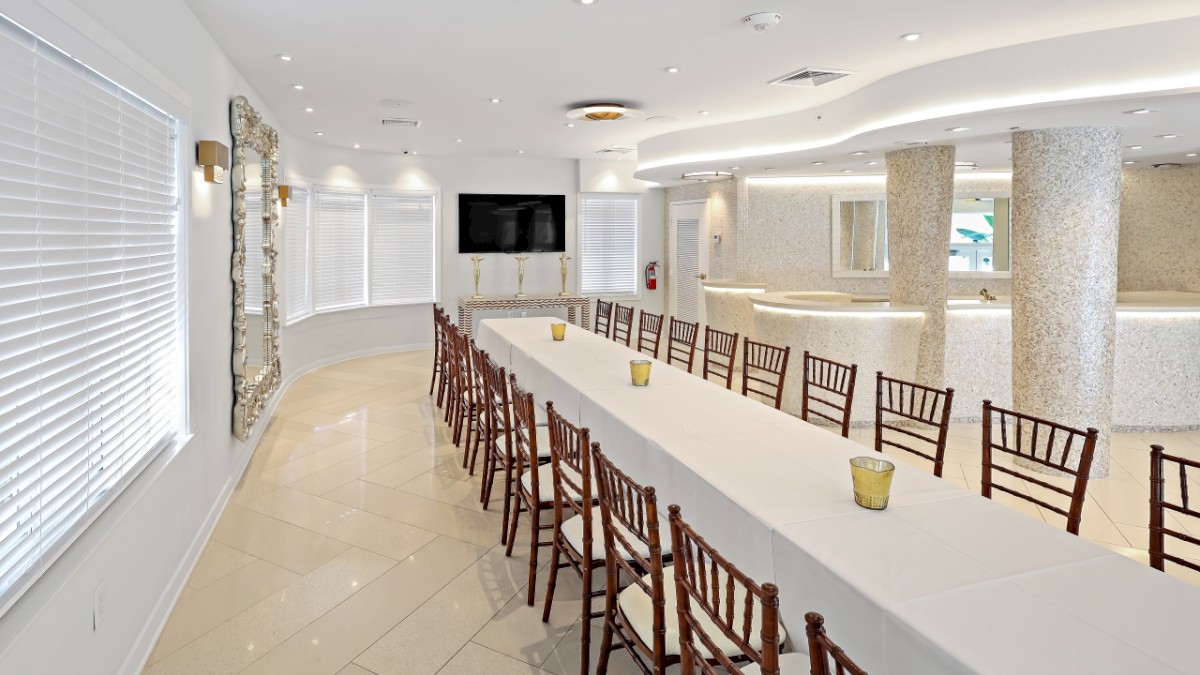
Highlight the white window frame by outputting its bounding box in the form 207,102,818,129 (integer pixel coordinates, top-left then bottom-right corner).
284,178,440,324
578,193,641,299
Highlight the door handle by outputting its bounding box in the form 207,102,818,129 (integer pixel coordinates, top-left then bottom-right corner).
697,273,707,280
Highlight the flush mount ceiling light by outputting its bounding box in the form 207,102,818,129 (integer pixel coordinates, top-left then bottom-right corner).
743,12,782,32
681,170,733,182
900,33,921,41
567,103,643,122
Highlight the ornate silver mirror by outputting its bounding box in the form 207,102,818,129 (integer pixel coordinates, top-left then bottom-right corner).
231,96,281,440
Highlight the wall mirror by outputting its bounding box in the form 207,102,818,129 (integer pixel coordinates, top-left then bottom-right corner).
231,95,281,440
830,192,1012,278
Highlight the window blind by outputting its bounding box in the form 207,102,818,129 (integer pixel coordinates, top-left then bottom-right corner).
313,189,366,311
242,186,264,314
283,186,310,322
0,15,181,613
369,192,435,305
580,195,638,296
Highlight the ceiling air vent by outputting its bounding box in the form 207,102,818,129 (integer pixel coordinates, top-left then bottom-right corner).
381,117,422,128
596,147,635,155
769,67,851,88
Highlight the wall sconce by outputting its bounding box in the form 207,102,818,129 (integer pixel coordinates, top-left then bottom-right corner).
197,140,229,184
278,185,291,207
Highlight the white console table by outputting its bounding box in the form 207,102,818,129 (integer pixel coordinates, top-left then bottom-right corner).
456,295,592,338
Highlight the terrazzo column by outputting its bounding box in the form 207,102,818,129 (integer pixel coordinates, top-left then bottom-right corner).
1011,127,1122,478
885,145,955,388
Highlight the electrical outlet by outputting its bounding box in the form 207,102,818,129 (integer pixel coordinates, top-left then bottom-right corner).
93,582,107,631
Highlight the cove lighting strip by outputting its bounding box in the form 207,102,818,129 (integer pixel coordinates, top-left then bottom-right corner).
638,73,1200,172
705,286,767,294
755,304,925,319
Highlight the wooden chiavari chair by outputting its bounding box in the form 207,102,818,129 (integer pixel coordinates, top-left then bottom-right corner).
477,353,516,542
801,351,858,438
448,329,479,447
636,311,664,359
430,306,446,403
595,299,614,339
541,404,603,675
875,372,954,477
667,317,700,373
805,612,869,675
612,304,635,346
505,374,557,605
1150,444,1200,574
593,446,672,675
442,319,459,425
741,338,791,410
463,339,489,469
981,400,1098,535
668,505,808,675
702,326,740,390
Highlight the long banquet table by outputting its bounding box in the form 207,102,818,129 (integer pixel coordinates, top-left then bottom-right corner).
477,317,1200,674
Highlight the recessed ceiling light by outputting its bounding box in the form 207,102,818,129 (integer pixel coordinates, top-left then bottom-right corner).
811,161,826,165
489,98,502,103
665,66,680,73
946,126,969,132
730,166,741,170
277,54,293,61
1127,145,1144,150
841,169,854,173
314,131,324,136
762,167,774,171
303,107,314,113
580,0,595,4
1187,153,1198,157
1009,126,1021,131
699,110,711,115
865,161,879,165
565,123,575,128
1125,108,1153,115
1124,160,1137,164
456,138,463,143
291,84,304,90
1156,134,1179,139
849,151,868,156
900,33,921,41
353,144,360,149
517,150,524,154
410,150,418,155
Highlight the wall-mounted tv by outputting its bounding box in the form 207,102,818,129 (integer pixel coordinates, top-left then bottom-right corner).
458,193,566,253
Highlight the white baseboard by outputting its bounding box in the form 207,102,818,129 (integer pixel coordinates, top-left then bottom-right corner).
121,342,433,675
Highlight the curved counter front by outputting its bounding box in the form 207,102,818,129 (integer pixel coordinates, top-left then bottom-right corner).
750,290,1200,430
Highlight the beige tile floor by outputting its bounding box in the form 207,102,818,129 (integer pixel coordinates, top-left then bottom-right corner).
145,349,1200,674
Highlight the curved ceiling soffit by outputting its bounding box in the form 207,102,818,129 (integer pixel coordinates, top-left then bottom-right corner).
634,17,1200,183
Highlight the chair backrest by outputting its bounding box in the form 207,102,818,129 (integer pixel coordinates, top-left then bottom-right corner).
981,400,1098,535
547,402,595,556
874,372,954,477
805,612,869,675
510,373,542,496
612,304,635,346
593,447,666,653
637,311,664,359
702,326,740,390
668,505,782,675
432,306,443,354
1149,444,1200,573
802,351,857,438
481,354,512,457
667,317,700,373
468,340,488,407
595,299,613,338
741,338,791,410
451,329,475,404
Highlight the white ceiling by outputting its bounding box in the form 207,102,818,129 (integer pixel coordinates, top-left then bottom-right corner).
185,0,1200,174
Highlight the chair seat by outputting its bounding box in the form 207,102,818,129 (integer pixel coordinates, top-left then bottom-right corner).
520,461,597,503
498,426,553,459
561,514,650,561
738,652,809,675
617,566,788,658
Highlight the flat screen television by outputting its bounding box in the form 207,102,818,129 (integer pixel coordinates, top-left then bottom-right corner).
458,193,566,253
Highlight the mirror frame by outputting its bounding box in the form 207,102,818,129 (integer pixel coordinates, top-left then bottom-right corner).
231,95,281,440
830,191,1013,279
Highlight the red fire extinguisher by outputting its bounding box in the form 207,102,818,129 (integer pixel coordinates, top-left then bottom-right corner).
645,261,659,290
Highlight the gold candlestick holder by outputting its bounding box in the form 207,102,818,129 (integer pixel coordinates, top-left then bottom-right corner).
470,255,484,299
514,255,529,298
558,253,572,297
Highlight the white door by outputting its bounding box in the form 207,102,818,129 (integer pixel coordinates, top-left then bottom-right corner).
669,200,709,325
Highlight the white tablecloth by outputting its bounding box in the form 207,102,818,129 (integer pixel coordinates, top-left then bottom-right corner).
476,317,1200,674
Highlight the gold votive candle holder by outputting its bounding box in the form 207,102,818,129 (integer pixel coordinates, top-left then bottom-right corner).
551,323,567,341
629,359,652,386
849,456,895,510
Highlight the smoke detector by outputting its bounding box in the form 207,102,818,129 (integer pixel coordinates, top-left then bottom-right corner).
743,12,782,32
566,103,643,122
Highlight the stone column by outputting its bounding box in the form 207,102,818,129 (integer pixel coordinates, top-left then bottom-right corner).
1011,127,1121,478
885,145,955,388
